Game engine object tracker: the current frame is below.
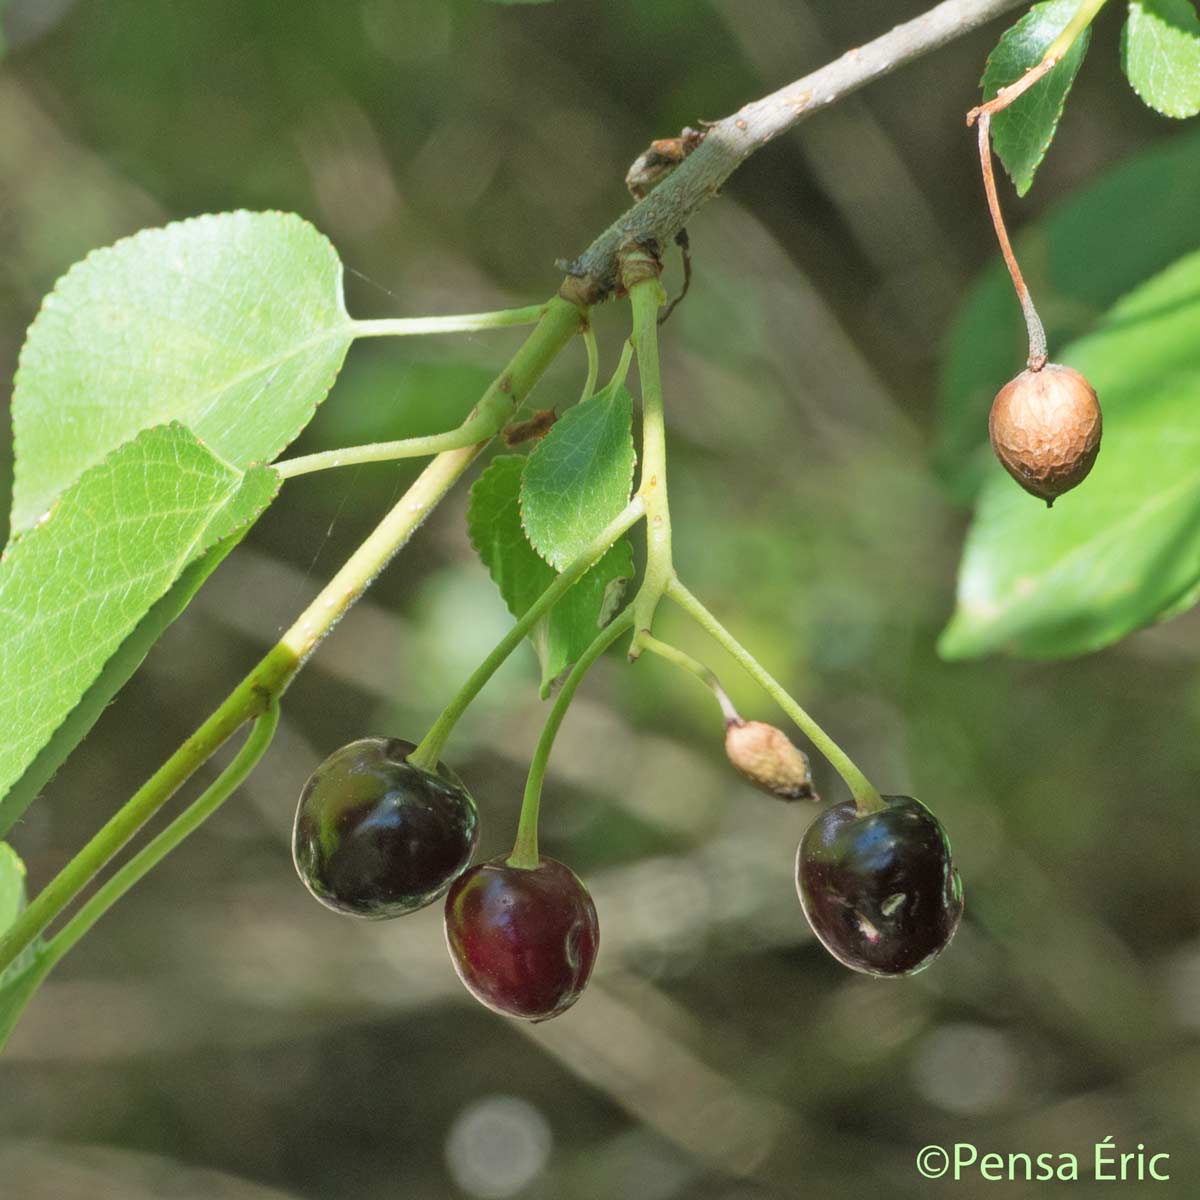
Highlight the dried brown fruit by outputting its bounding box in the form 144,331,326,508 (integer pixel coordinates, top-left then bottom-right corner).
725,719,817,801
988,363,1101,506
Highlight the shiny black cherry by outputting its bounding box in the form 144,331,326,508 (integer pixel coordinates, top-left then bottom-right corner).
293,737,477,918
796,794,963,976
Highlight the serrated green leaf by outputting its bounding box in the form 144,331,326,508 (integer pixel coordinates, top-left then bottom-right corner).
11,211,349,534
940,249,1200,661
469,456,633,697
519,383,636,571
0,523,258,838
1122,0,1200,118
981,0,1092,195
939,127,1200,500
0,424,279,812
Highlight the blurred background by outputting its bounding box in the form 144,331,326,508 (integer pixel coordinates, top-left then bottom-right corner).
3,0,1200,1197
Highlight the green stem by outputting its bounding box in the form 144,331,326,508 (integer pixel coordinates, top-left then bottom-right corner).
509,608,635,870
0,704,281,1048
279,302,574,479
638,633,741,726
44,702,281,971
608,336,635,393
276,424,494,480
0,297,585,978
581,323,599,403
351,303,547,338
409,496,647,771
666,576,884,815
1046,0,1107,61
627,273,673,656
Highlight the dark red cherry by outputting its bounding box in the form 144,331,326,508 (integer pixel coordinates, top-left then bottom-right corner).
444,856,599,1021
796,795,963,977
293,737,478,918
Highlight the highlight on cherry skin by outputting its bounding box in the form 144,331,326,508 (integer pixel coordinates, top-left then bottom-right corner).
796,794,964,977
292,737,479,918
444,855,600,1021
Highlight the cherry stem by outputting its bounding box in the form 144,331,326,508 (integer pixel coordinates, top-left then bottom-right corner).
965,55,1061,126
665,576,884,816
0,702,281,1039
509,607,635,870
608,335,635,394
638,633,741,726
409,497,646,772
47,703,281,966
626,265,674,659
965,0,1109,372
974,112,1047,371
580,323,599,404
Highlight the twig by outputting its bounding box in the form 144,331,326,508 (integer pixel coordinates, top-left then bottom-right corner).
966,53,1061,125
560,0,1029,303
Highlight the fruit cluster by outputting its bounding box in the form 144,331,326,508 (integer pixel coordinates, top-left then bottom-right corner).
293,723,964,1021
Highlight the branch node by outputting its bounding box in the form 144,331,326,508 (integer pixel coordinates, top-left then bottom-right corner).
619,241,664,292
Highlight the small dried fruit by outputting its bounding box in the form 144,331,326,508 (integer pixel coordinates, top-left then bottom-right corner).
725,719,817,801
988,363,1101,505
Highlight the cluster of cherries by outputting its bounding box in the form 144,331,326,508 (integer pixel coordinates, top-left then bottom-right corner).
292,719,964,1021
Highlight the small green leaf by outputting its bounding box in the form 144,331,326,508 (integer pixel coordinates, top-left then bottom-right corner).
939,127,1200,501
1122,0,1200,118
940,249,1200,660
981,0,1092,195
0,425,279,813
520,383,636,570
469,456,633,697
11,211,350,534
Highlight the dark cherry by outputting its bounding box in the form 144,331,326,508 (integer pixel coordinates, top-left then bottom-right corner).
444,855,599,1021
796,794,963,977
293,737,478,919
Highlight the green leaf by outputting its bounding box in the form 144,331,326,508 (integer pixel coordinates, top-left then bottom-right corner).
1122,0,1200,118
0,424,279,812
0,842,49,1054
0,843,25,936
939,127,1200,500
981,0,1092,195
469,456,633,697
940,249,1200,661
0,523,258,838
11,211,349,534
519,383,636,570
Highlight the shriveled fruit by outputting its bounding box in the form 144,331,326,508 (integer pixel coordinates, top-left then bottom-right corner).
444,855,599,1021
988,363,1101,505
725,719,817,800
293,737,478,918
796,794,963,977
